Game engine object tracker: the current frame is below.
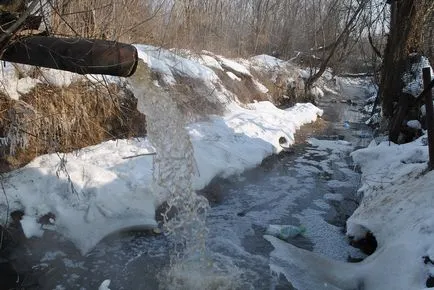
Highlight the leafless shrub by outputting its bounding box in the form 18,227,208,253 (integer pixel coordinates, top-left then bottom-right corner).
213,69,269,105
171,75,225,119
42,0,164,43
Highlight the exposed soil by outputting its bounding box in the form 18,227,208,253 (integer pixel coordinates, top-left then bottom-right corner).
293,117,330,145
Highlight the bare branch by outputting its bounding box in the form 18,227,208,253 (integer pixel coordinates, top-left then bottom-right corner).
0,0,39,49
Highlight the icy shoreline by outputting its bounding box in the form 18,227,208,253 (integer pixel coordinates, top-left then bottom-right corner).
347,136,434,289
0,101,322,254
265,131,434,290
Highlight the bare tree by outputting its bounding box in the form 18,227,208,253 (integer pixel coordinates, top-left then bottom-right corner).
379,0,434,119
305,0,369,90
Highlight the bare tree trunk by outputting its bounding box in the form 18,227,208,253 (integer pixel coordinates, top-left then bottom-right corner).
379,0,428,118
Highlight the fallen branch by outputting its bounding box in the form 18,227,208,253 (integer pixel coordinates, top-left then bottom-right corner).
122,152,157,159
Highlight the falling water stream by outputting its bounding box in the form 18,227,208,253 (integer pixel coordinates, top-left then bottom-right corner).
129,61,241,289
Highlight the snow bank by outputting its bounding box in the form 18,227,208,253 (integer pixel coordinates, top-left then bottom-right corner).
1,139,157,254
265,231,429,290
1,46,323,254
0,101,321,254
347,136,434,289
265,235,360,290
135,45,220,86
402,56,433,97
190,102,322,189
265,136,434,289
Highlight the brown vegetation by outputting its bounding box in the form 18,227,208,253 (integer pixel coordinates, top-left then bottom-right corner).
172,75,225,119
0,81,146,172
40,0,388,72
214,69,269,105
250,69,308,108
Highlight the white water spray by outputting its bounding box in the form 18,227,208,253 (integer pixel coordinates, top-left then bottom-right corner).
129,61,240,289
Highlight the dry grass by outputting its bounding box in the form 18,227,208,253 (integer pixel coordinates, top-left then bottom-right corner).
172,75,225,119
250,69,310,108
293,117,329,145
0,82,146,172
214,69,269,104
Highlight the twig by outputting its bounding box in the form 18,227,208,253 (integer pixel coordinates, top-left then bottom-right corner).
122,152,156,159
55,153,79,199
0,174,10,250
0,0,40,50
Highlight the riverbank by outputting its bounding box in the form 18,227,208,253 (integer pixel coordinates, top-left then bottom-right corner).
265,73,434,289
0,46,329,289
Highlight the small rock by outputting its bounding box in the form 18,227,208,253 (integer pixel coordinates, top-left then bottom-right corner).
426,276,434,288
349,232,377,255
38,212,56,225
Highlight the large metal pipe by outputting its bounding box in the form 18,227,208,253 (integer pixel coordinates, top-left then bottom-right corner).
0,36,138,77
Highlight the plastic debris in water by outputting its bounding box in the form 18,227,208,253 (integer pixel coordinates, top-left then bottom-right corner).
343,121,350,129
265,224,306,240
98,280,111,290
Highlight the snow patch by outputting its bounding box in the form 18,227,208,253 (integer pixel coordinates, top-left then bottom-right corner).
253,79,269,93
249,54,284,70
407,120,422,130
134,44,220,85
199,54,223,70
217,56,252,77
98,280,111,290
310,86,324,98
402,56,433,97
226,71,241,81
21,215,44,238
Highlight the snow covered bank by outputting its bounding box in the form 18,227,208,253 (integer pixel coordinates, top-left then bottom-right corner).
265,135,434,290
190,102,322,189
0,101,322,254
1,46,323,254
1,139,157,254
347,136,434,289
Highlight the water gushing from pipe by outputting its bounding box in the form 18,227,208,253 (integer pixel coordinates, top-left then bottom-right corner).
129,61,240,289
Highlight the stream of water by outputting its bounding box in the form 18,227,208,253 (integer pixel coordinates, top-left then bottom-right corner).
1,67,374,289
